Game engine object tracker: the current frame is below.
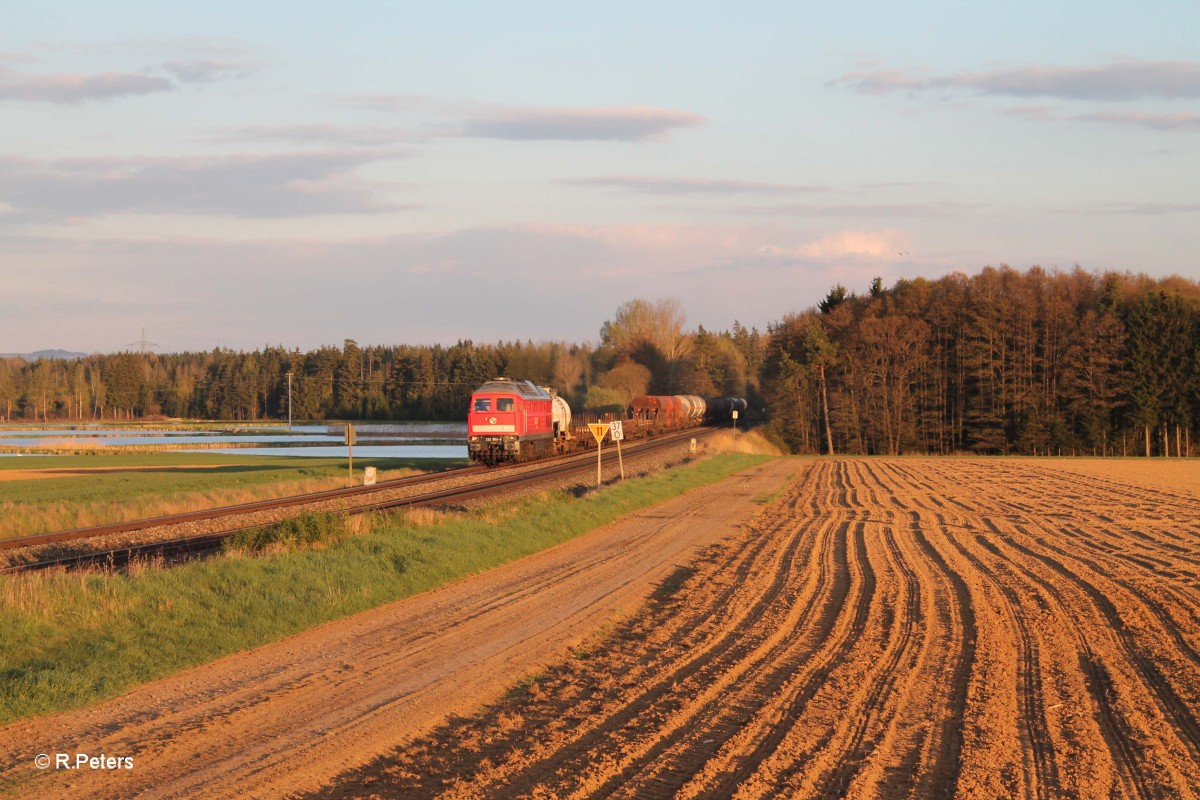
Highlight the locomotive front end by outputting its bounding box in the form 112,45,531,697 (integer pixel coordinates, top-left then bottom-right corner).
467,378,556,466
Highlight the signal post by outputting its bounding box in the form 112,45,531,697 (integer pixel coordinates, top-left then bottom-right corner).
588,422,609,486
609,419,625,480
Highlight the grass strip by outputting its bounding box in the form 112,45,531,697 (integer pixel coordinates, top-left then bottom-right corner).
0,453,770,725
222,511,355,553
0,452,450,473
0,454,461,539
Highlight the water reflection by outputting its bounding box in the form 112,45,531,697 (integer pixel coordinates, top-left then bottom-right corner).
183,445,468,459
0,423,468,459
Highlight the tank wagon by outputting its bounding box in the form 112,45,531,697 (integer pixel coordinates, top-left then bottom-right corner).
703,397,748,420
468,378,746,467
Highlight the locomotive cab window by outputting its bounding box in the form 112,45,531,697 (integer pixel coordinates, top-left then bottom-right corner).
473,398,491,412
497,398,514,412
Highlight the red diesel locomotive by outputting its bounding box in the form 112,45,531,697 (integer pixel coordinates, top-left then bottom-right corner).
467,378,746,467
466,378,572,465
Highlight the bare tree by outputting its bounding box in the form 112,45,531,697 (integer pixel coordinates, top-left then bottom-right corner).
600,298,693,392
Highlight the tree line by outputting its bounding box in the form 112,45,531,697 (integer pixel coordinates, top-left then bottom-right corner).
2,267,1198,456
0,340,580,425
761,267,1199,457
0,297,763,428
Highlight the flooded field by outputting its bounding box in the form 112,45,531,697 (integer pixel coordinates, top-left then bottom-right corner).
0,422,467,460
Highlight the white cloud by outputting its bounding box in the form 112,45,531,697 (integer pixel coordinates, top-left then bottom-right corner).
160,60,256,83
731,202,971,218
761,229,912,260
1091,202,1200,215
337,95,705,142
215,124,414,146
1074,111,1200,131
1001,105,1062,122
832,59,1200,101
561,175,822,194
0,64,172,103
0,151,412,220
1001,106,1200,132
0,50,255,103
457,105,705,141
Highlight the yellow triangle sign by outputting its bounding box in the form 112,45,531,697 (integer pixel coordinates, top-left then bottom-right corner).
588,423,609,443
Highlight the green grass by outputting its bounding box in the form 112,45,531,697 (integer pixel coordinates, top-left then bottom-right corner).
0,451,458,481
0,453,770,725
504,671,550,701
223,511,355,552
0,453,465,538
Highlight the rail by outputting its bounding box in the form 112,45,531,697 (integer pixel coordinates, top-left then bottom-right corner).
1,428,714,574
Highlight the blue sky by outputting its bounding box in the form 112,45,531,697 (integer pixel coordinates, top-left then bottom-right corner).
2,1,1198,353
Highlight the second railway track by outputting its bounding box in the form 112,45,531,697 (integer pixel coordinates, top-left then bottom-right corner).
1,428,714,574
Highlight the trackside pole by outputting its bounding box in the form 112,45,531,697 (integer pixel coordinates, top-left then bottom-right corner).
610,420,625,480
588,423,609,487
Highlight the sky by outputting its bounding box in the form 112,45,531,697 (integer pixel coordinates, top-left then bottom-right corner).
1,0,1198,354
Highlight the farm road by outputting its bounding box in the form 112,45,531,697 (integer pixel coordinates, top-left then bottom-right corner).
0,457,799,799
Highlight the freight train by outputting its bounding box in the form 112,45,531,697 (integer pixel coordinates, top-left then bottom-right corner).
466,377,747,466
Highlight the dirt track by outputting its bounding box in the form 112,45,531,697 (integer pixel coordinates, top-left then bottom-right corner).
0,458,797,799
312,458,1200,799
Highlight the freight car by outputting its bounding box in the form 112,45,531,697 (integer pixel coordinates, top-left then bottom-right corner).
467,378,745,467
703,397,747,421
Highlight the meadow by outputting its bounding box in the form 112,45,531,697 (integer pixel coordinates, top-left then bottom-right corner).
0,453,463,538
0,453,770,724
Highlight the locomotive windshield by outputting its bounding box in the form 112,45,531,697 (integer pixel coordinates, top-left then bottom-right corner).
473,398,491,412
497,398,514,411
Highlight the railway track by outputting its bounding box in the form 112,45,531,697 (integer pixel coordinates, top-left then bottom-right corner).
0,464,490,556
1,428,713,574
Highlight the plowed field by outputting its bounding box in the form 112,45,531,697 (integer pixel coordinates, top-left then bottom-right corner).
316,458,1200,799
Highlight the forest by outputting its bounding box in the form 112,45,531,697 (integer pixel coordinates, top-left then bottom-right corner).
2,265,1198,457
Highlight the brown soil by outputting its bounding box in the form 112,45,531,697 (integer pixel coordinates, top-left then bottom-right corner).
312,457,1200,799
1033,456,1199,498
0,458,798,799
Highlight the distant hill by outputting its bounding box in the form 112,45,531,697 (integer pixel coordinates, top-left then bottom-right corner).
0,349,88,360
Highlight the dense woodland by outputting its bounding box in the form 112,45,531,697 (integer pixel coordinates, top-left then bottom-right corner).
3,266,1198,457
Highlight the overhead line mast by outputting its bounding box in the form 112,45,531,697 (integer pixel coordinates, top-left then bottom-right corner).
125,328,159,354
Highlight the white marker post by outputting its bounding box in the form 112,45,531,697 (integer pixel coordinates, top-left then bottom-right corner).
588,422,609,486
732,409,739,431
609,419,625,480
